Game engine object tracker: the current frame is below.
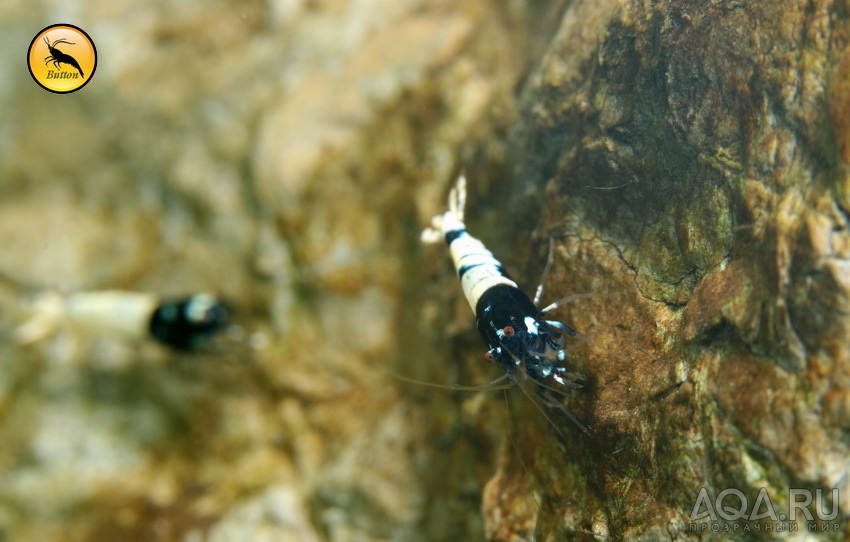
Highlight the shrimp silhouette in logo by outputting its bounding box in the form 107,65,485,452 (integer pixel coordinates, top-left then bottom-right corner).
43,36,84,77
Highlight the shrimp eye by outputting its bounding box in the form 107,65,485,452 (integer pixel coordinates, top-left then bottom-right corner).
502,326,515,337
484,352,495,363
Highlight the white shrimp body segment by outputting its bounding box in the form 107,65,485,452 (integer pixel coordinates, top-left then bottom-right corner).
15,291,158,344
63,291,159,338
450,235,518,312
422,175,517,311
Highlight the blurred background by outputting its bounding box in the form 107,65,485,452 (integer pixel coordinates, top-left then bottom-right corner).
0,1,562,540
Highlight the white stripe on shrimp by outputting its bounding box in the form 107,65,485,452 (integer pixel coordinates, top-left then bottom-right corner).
423,175,518,311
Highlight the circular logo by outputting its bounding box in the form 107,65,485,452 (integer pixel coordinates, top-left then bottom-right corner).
27,24,97,94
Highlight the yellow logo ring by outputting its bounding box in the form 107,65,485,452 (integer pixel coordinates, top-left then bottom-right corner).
27,24,97,94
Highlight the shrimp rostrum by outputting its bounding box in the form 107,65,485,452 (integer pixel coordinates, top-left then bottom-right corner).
422,175,585,430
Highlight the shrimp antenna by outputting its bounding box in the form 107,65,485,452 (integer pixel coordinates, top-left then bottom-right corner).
533,237,556,305
390,370,514,392
539,293,615,315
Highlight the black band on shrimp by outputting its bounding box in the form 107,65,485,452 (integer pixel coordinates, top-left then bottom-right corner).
149,294,229,351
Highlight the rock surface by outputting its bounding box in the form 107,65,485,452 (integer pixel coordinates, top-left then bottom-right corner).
1,0,849,540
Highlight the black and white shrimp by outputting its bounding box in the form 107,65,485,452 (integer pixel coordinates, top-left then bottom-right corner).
14,291,229,351
422,175,586,431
